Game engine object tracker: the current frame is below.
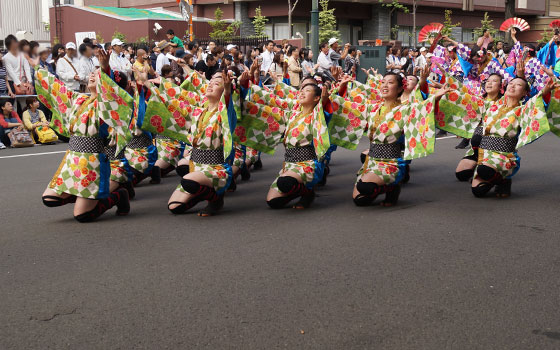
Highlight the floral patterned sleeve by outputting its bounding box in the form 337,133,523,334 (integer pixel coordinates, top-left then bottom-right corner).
403,96,437,160
96,71,135,155
516,91,550,148
142,79,198,142
436,73,485,138
34,68,78,137
456,43,471,61
506,41,522,67
327,92,368,150
180,71,207,98
543,88,560,138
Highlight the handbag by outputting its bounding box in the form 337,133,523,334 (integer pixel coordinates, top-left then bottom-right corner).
8,127,34,147
14,55,33,95
35,125,58,144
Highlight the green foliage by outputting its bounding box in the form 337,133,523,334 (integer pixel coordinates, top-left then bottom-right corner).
53,37,60,45
379,0,409,15
252,6,268,37
441,9,461,40
537,27,555,45
391,25,400,40
95,33,104,43
473,12,498,39
319,0,340,44
137,36,149,45
209,7,241,41
112,30,127,43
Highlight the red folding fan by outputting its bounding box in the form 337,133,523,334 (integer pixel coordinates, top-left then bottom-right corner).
500,17,530,32
418,23,444,43
549,20,560,29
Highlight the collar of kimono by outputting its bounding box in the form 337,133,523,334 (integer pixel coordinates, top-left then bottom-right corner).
70,95,96,133
484,102,519,135
370,100,401,138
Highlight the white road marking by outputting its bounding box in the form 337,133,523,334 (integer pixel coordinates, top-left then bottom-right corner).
0,136,459,159
0,150,66,159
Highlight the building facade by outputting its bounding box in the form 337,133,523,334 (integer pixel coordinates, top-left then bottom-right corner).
0,0,50,48
52,0,559,46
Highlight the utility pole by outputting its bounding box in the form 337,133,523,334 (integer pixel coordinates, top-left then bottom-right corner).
412,0,417,47
505,0,515,44
311,0,319,62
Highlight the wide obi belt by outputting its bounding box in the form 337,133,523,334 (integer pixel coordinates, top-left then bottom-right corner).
191,147,224,165
284,145,317,163
69,135,104,154
479,135,517,153
127,133,152,149
368,142,401,159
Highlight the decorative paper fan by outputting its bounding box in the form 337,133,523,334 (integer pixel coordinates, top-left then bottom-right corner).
549,20,560,29
500,17,530,32
418,23,444,43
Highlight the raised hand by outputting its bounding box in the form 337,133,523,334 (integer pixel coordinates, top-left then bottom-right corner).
433,83,451,101
222,69,232,95
97,49,109,71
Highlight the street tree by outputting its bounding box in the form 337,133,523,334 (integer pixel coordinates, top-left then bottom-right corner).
209,7,241,41
319,0,340,44
288,0,300,39
252,6,268,37
441,9,461,40
473,12,497,41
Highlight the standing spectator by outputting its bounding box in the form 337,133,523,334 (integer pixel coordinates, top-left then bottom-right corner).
50,43,65,64
327,38,349,67
185,41,198,64
317,43,332,73
194,53,218,80
56,42,81,92
245,47,257,68
287,46,302,88
109,38,132,79
2,35,33,99
385,47,393,72
233,52,247,72
155,40,171,76
91,45,101,68
269,52,285,81
201,41,216,62
132,48,156,82
343,46,361,77
476,30,493,50
38,47,56,78
182,54,195,76
161,64,174,79
29,41,40,59
0,52,13,97
414,47,428,74
19,40,31,57
22,97,50,142
211,46,225,64
389,47,402,73
149,43,159,71
0,100,23,148
166,29,184,48
78,43,95,92
260,40,275,78
300,48,316,78
170,49,186,84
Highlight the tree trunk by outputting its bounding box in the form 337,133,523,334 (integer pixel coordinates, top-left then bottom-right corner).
505,0,515,44
413,0,417,47
288,0,293,38
391,9,398,40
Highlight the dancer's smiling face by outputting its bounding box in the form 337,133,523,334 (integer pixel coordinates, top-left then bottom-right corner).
381,74,403,100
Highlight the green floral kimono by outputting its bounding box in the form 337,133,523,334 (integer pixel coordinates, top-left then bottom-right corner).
143,78,234,193
35,68,133,199
438,87,551,178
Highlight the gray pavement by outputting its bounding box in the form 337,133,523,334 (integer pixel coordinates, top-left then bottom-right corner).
1,135,560,349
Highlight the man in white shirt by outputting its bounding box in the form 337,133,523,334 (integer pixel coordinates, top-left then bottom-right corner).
109,38,132,78
259,40,275,76
56,42,81,92
155,40,171,76
414,47,427,75
78,43,95,89
317,43,332,73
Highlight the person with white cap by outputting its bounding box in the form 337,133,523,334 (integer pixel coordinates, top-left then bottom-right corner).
109,38,132,78
414,47,428,75
155,40,172,76
327,37,348,67
55,42,81,91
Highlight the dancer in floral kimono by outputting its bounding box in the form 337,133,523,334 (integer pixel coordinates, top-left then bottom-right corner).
36,52,133,222
143,70,236,216
438,74,557,197
352,72,449,207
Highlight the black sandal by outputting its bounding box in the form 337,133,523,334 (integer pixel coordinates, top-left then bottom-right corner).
381,185,401,207
198,196,224,217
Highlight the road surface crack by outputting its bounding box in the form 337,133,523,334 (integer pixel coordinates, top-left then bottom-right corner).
30,308,78,322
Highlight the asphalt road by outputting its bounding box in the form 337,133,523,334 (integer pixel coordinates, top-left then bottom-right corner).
1,135,560,349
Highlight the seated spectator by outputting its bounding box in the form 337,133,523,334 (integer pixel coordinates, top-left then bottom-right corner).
22,97,52,143
0,100,24,147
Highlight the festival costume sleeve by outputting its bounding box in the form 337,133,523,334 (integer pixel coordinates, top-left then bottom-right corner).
516,91,550,148
435,73,484,138
457,43,471,61
273,81,298,101
34,68,78,137
234,93,285,155
403,95,437,160
179,71,207,97
310,102,331,159
142,79,198,142
327,92,368,150
349,79,382,104
96,71,134,156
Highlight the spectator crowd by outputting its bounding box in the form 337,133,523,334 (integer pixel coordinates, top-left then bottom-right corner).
0,28,362,149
